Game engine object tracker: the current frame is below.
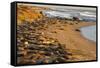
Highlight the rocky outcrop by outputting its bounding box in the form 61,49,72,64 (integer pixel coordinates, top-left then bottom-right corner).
17,21,71,64
17,5,46,25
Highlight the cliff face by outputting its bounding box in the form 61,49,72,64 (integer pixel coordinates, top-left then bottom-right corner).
17,5,45,25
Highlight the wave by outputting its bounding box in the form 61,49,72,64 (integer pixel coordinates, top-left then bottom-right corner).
80,12,96,18
43,10,96,22
43,11,72,19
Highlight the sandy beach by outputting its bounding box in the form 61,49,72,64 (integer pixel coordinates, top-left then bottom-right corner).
40,20,96,61
17,5,96,64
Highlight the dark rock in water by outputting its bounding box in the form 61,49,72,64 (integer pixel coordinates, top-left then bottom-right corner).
72,17,80,21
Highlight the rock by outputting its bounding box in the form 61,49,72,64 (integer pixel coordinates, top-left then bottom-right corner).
24,41,29,45
69,23,73,25
51,31,57,33
17,17,71,64
72,17,80,21
75,29,80,32
59,28,64,30
17,50,27,57
18,47,24,51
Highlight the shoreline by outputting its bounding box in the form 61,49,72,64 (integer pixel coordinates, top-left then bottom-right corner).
42,20,96,61
80,25,96,43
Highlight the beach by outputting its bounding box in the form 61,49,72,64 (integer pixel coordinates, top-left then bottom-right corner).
40,19,96,61
17,4,96,64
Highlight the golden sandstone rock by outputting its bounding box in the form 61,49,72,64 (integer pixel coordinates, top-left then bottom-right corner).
17,5,44,24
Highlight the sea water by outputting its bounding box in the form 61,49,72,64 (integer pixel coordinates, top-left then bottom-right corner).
80,25,96,42
43,9,96,22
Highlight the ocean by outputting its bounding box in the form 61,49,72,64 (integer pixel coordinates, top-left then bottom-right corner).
80,25,96,42
43,10,96,22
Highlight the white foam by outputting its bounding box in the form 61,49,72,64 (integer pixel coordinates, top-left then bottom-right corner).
80,12,96,18
43,10,96,22
44,11,72,19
